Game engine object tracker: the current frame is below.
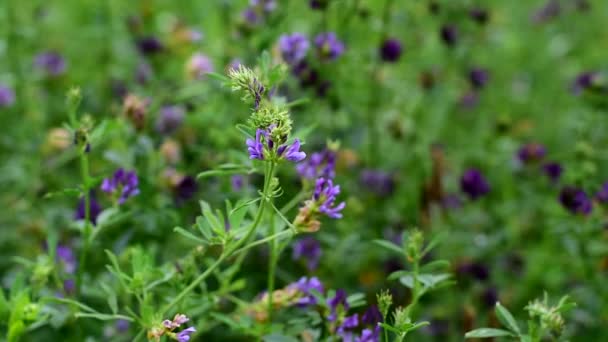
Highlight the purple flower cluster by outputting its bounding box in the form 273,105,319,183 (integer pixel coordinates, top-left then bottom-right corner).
290,276,324,306
0,85,15,107
101,168,140,204
156,105,185,135
360,169,395,197
75,194,102,224
517,143,546,164
596,183,608,203
460,168,490,200
542,162,563,182
246,128,306,162
242,0,277,26
292,237,322,271
313,178,346,219
57,244,77,274
279,33,310,65
315,32,345,61
296,149,336,180
379,38,403,63
35,51,66,76
559,186,592,215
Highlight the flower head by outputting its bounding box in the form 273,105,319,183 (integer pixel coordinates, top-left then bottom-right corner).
75,193,102,225
328,289,349,321
246,129,266,160
278,139,306,162
292,237,322,271
314,178,346,218
518,143,546,164
596,182,608,203
296,149,337,180
279,33,310,65
136,36,164,55
360,169,395,197
379,38,403,63
156,105,185,135
290,276,324,306
460,168,490,200
56,245,77,274
100,168,140,205
542,162,563,182
314,32,345,61
176,327,196,342
469,68,489,89
186,52,213,80
35,51,66,76
246,128,305,162
559,186,592,215
0,85,15,107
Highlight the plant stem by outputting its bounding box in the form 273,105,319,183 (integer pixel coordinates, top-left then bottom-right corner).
267,214,277,320
160,162,275,316
232,230,292,256
76,152,92,294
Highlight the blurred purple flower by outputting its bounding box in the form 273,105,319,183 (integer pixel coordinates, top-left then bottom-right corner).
460,169,490,200
314,177,346,218
296,149,337,180
481,287,499,308
310,0,329,10
596,182,608,203
279,33,310,65
63,279,76,295
380,38,403,63
328,289,349,321
0,85,15,107
292,237,322,271
469,7,489,25
291,276,324,306
116,319,130,333
425,318,449,336
187,52,213,80
35,51,66,76
314,32,345,61
542,162,563,182
559,186,592,215
231,175,245,191
360,169,395,197
356,327,381,342
517,143,546,164
460,91,479,109
337,314,359,340
440,25,458,47
457,261,490,282
469,68,489,89
57,245,77,274
100,168,140,205
442,193,463,210
175,176,198,202
136,36,163,55
156,105,185,135
75,194,102,225
532,0,560,23
361,305,383,325
176,327,196,342
572,71,597,95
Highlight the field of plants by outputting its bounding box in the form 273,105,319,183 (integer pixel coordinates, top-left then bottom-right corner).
1,0,607,341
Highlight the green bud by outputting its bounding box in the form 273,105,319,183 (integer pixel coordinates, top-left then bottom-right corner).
392,307,411,330
377,289,393,320
249,105,292,140
405,229,424,263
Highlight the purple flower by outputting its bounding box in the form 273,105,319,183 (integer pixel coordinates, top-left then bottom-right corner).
100,168,140,205
296,149,336,180
314,32,345,61
481,287,499,308
572,71,597,95
442,193,463,209
35,51,66,76
337,314,360,340
440,25,458,47
559,186,592,215
360,169,395,197
596,183,608,203
136,36,163,55
379,38,403,63
310,0,329,10
75,194,102,225
246,129,266,160
469,7,489,25
460,91,479,109
63,279,76,295
361,305,382,325
175,176,198,202
57,245,77,274
292,276,324,306
328,289,349,321
460,169,490,200
186,53,213,80
156,105,185,135
278,139,307,162
457,261,490,282
279,33,310,65
0,85,15,107
314,178,346,218
292,237,322,271
231,175,245,191
517,143,546,164
116,319,130,333
469,68,489,89
542,162,563,182
176,327,196,342
356,327,380,342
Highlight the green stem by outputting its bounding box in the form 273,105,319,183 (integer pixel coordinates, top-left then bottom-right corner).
232,230,292,256
267,215,277,320
76,152,91,294
160,162,275,316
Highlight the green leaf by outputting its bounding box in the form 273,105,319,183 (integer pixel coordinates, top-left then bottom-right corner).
372,239,402,255
174,227,207,244
378,323,401,334
420,260,450,272
465,328,514,339
388,270,412,281
262,334,299,342
44,187,81,199
495,302,521,334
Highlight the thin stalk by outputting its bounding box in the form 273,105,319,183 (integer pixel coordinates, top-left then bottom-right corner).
232,229,293,256
160,162,275,316
267,215,277,320
76,152,92,294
